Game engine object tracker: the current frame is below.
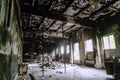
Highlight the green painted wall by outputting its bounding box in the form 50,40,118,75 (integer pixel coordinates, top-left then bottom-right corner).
0,0,22,80
113,24,120,56
99,22,120,56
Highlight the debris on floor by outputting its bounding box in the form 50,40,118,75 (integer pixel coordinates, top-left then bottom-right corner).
56,71,63,74
17,62,113,80
29,73,35,80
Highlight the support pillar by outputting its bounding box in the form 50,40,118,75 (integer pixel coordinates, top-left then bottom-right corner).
71,39,74,64
92,27,102,68
64,40,67,73
79,29,86,65
70,37,74,64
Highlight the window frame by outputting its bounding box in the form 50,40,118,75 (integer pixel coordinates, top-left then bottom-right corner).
85,39,93,52
74,42,80,60
102,34,116,50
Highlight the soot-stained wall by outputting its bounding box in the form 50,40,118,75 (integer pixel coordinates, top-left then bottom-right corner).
99,22,120,57
0,0,22,80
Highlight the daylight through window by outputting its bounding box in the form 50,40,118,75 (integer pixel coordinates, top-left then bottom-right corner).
103,35,116,49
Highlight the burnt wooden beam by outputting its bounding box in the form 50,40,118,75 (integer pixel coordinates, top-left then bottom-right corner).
24,36,65,41
62,0,75,13
38,17,45,29
96,11,115,22
98,12,120,26
86,0,119,19
24,37,63,44
92,27,98,66
38,0,55,29
21,5,66,21
56,23,66,32
64,25,76,32
24,39,56,44
47,0,55,9
23,29,69,38
75,17,97,27
47,20,56,30
21,5,93,28
22,13,31,28
68,27,83,34
74,4,90,17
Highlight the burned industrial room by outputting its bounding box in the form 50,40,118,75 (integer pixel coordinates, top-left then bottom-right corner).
0,0,120,80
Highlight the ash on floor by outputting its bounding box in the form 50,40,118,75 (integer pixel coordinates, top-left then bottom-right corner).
17,63,113,80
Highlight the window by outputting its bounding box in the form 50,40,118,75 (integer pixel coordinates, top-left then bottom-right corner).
74,43,80,60
52,50,55,57
61,46,64,54
85,39,93,52
56,48,58,54
103,35,116,49
66,45,70,53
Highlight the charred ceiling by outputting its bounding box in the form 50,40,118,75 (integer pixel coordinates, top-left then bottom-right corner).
21,0,120,54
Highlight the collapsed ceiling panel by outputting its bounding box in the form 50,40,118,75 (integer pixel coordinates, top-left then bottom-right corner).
24,32,30,38
22,0,33,5
107,1,120,17
78,3,102,18
37,0,51,6
78,0,119,19
89,0,120,21
49,21,63,30
50,0,73,12
62,23,74,31
64,0,88,16
27,33,36,38
29,15,43,29
111,1,120,10
43,32,64,38
22,13,30,29
36,0,52,9
89,9,114,20
57,23,73,32
65,25,81,33
40,18,54,29
21,0,120,55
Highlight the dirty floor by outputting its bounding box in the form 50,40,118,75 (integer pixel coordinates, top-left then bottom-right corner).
17,62,113,80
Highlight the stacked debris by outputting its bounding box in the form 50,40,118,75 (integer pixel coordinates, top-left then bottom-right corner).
18,63,28,75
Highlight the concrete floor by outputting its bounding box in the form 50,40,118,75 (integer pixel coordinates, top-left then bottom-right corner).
17,62,113,80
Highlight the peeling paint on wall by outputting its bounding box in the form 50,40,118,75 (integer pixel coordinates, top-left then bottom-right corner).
0,0,22,80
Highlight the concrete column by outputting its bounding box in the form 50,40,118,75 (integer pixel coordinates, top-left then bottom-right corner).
96,36,102,68
54,48,56,61
79,29,85,65
98,37,104,67
64,40,67,73
70,38,74,64
115,26,120,56
92,27,102,68
69,38,72,63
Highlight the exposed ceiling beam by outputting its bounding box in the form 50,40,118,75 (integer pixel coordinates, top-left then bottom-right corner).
74,4,90,17
61,0,75,13
38,0,55,29
72,27,84,33
21,5,93,28
47,0,55,9
23,29,69,38
96,11,115,22
56,23,66,32
38,17,45,29
86,0,119,19
75,17,96,27
98,12,120,26
23,36,64,44
24,36,65,41
64,25,76,32
47,20,56,30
